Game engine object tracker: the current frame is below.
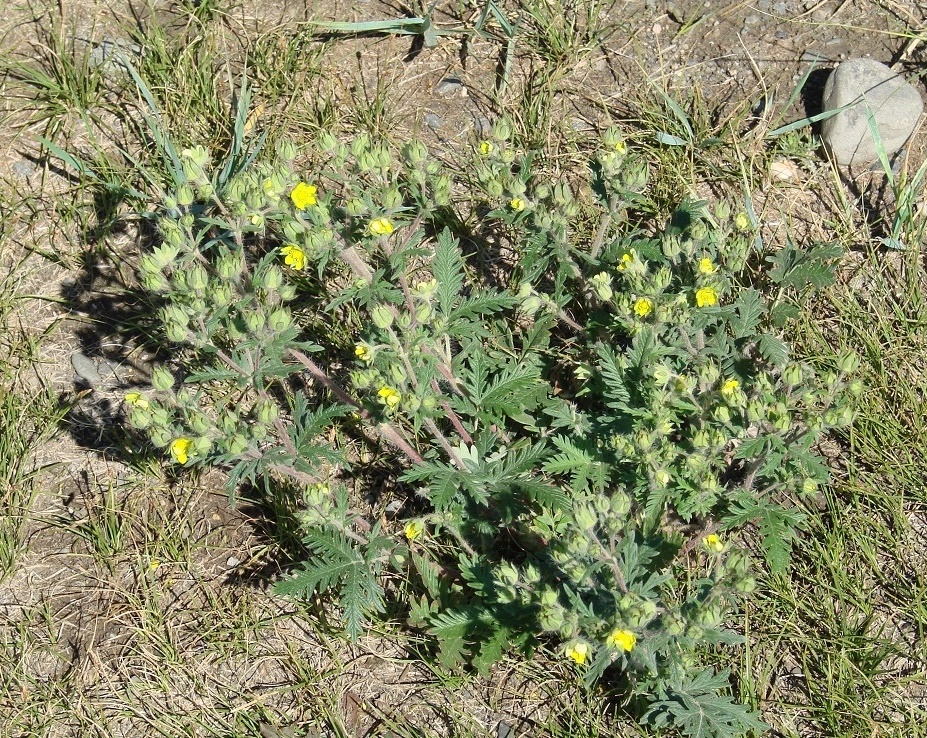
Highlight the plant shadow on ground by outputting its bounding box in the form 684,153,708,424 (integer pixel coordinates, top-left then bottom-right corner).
54,218,166,460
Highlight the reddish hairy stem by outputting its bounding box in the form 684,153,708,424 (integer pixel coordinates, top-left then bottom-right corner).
287,348,424,465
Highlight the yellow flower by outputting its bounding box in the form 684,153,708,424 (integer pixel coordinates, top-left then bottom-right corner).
250,213,264,226
617,251,635,271
695,286,719,307
148,559,161,572
280,244,307,270
720,378,739,397
368,217,395,236
478,140,493,156
170,437,193,465
564,641,589,665
509,197,526,212
734,211,751,231
703,533,724,553
124,392,149,410
377,386,401,409
698,257,716,274
633,297,654,318
355,344,373,363
613,140,627,155
404,521,424,541
607,628,636,652
290,182,318,209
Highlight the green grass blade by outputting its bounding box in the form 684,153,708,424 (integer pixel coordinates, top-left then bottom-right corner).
38,136,148,200
117,52,184,183
648,84,695,142
307,18,424,34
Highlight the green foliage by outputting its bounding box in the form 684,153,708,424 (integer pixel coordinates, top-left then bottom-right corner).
276,524,391,640
644,669,770,738
51,71,860,737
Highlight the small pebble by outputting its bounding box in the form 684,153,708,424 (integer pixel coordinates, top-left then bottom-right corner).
71,352,104,386
473,115,492,136
424,113,443,130
434,77,466,97
226,556,241,567
89,38,141,72
801,50,830,63
770,160,799,181
12,160,36,178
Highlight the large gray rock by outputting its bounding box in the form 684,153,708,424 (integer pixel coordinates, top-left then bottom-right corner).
821,58,923,167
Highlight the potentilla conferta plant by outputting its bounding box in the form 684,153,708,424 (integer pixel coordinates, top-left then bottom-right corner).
114,99,856,738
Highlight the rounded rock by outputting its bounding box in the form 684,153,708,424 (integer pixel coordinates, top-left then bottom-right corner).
821,58,924,167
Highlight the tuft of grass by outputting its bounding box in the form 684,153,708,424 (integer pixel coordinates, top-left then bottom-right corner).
2,10,106,142
0,225,62,583
132,19,233,152
518,0,619,70
738,234,927,736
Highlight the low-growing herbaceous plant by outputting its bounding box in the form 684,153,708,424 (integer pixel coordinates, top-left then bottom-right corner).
60,76,856,738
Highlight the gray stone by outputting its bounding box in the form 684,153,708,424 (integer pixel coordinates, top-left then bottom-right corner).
89,38,141,73
424,113,443,130
496,721,514,738
821,58,924,167
71,352,104,386
434,77,466,97
11,160,36,179
473,115,492,136
70,351,121,388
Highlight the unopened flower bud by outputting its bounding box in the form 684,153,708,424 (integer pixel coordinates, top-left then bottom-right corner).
415,303,432,323
383,187,403,209
402,141,428,165
574,504,597,530
263,265,284,292
129,407,152,429
227,434,249,455
188,264,209,292
256,400,279,424
151,366,174,391
610,492,631,516
389,363,407,385
371,304,393,329
492,118,512,141
162,305,189,342
689,222,709,241
268,307,292,332
176,184,195,207
189,412,210,435
245,310,266,333
782,363,803,387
